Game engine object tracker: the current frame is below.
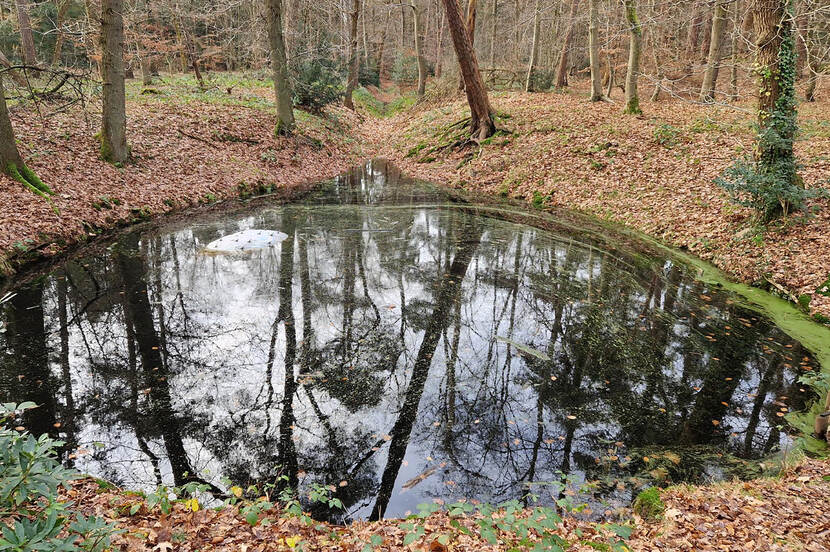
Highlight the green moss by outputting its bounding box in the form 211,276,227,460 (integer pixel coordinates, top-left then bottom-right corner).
633,487,665,520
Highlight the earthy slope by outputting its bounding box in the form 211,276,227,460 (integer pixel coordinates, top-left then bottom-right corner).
0,79,364,275
358,86,830,319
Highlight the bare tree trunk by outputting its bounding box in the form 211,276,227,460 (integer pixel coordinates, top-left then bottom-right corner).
525,0,541,91
489,0,497,68
458,0,478,90
344,0,360,110
100,0,129,163
15,0,37,66
685,1,703,72
588,0,604,100
377,18,389,79
730,0,741,100
700,0,728,101
52,0,71,66
0,76,49,195
623,0,642,114
441,0,495,139
411,1,427,96
555,0,580,87
435,6,445,77
266,0,295,133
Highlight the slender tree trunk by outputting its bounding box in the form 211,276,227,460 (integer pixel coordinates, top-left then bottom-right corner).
588,0,604,100
435,6,445,77
489,0,497,68
52,0,71,66
14,0,37,66
441,0,495,139
700,0,728,101
377,18,389,79
555,0,580,87
623,0,642,114
685,2,703,72
100,0,129,163
0,77,23,175
266,0,295,133
525,0,541,92
411,1,427,96
344,0,360,109
730,0,741,100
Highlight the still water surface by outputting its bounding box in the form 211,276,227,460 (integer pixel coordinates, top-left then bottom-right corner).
0,160,817,521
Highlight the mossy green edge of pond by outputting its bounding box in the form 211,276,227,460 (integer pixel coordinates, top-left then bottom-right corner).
435,195,830,454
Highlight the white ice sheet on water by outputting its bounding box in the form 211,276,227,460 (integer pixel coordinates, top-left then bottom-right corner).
203,229,289,254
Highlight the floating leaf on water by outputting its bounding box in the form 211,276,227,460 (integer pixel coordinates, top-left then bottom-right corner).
495,336,550,361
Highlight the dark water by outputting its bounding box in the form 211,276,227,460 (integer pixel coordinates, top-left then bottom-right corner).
0,160,818,522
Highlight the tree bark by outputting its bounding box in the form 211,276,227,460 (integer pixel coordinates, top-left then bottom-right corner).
489,0,497,68
555,0,580,88
411,1,427,96
0,76,23,174
588,0,604,100
100,0,129,163
441,0,495,139
700,0,728,102
15,0,37,66
753,0,786,126
344,0,360,109
52,0,71,66
623,0,642,114
525,0,541,92
266,0,295,133
685,1,704,72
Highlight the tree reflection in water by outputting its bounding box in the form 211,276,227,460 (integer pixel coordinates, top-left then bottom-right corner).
0,160,817,521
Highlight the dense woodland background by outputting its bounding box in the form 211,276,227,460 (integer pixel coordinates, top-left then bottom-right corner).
0,0,827,104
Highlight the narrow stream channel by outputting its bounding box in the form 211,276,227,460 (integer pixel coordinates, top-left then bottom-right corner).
0,159,819,522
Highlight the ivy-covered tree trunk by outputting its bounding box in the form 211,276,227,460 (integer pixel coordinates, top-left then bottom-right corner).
441,0,495,139
266,0,295,133
0,76,51,197
623,0,642,114
753,0,798,185
100,0,129,163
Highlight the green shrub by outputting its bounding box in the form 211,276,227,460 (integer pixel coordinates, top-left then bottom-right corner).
654,123,683,148
528,69,556,92
0,402,122,551
290,57,344,113
358,60,380,87
391,55,420,83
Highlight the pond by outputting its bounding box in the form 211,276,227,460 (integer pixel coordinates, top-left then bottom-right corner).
0,159,820,522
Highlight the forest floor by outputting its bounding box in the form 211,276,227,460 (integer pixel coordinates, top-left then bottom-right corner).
0,74,365,276
58,457,830,551
357,82,830,320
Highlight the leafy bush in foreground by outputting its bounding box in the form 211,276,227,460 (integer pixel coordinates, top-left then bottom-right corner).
0,402,121,551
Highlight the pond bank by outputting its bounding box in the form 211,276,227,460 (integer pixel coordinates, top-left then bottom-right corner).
358,88,830,322
60,458,830,551
0,93,364,280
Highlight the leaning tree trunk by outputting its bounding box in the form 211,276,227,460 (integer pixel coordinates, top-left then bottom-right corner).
266,0,295,133
0,76,51,196
588,0,604,100
100,0,129,163
525,0,541,92
411,1,427,97
344,0,360,110
556,0,581,88
15,0,37,66
623,0,642,114
700,0,728,102
441,0,495,139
